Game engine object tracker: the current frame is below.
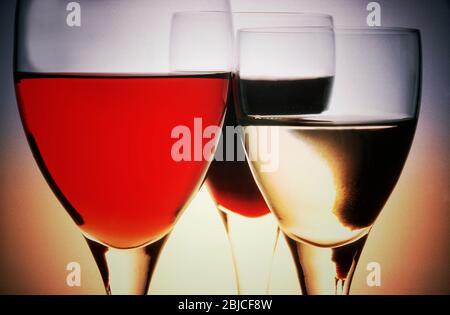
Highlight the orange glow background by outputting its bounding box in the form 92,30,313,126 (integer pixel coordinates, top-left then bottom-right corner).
0,0,449,294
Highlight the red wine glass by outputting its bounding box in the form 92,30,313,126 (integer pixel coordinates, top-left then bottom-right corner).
14,0,232,294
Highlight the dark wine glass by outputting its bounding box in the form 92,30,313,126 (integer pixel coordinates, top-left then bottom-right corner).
206,13,334,294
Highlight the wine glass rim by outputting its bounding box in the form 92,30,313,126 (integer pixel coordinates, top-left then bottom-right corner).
172,11,332,18
238,26,333,34
238,26,419,34
172,10,231,17
232,11,332,18
335,26,420,34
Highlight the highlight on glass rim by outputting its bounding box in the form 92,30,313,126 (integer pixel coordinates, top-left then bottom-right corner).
0,0,448,303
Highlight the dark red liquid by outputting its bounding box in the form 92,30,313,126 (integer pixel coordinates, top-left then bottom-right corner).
16,73,228,248
206,99,270,218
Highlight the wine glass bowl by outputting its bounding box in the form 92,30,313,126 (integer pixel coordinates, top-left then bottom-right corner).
208,13,335,220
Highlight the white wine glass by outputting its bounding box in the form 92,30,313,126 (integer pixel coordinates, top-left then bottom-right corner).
235,27,421,295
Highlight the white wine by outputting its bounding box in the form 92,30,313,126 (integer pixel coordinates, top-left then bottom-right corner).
244,117,416,248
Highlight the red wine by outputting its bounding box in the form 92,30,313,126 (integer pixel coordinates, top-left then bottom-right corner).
206,98,270,218
15,73,228,249
237,77,334,116
207,159,270,218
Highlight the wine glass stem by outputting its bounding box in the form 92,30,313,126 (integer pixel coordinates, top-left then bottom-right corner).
220,211,279,295
285,234,368,295
85,236,168,295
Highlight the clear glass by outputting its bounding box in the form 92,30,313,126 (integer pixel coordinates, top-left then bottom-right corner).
14,0,232,295
205,13,333,294
235,27,421,295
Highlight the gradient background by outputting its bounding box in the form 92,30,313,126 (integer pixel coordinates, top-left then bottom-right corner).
0,0,449,294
